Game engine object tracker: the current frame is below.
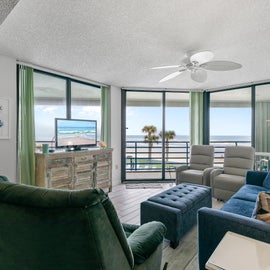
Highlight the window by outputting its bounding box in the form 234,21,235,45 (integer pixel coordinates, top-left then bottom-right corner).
210,88,251,143
71,81,101,141
209,88,252,165
34,72,66,142
255,84,270,152
33,71,101,146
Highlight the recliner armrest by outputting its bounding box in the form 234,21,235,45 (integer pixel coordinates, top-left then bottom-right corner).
175,165,189,173
122,223,140,238
210,168,224,186
176,165,189,184
0,175,9,182
127,221,166,265
202,167,215,186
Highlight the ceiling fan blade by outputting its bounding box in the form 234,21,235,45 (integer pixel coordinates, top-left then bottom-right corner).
159,71,183,83
201,60,242,71
190,69,207,83
190,51,214,65
151,65,180,70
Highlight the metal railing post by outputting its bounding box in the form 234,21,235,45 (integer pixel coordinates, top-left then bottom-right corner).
135,141,138,171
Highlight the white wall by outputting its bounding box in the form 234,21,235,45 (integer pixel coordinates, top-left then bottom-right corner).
110,85,122,186
0,55,17,181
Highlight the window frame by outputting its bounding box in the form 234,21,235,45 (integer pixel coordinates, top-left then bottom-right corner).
33,69,102,145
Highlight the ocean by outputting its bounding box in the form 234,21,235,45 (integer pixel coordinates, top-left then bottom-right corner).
126,135,251,142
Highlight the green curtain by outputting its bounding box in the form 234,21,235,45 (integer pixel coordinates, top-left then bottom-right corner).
190,91,203,145
255,101,270,152
101,86,111,147
18,65,36,185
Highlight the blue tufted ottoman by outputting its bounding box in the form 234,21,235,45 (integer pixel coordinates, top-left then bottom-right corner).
140,183,212,248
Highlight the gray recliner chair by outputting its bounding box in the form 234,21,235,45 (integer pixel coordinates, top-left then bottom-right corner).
210,145,255,201
176,145,214,186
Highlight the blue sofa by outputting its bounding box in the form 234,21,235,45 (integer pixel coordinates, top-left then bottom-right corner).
198,170,270,270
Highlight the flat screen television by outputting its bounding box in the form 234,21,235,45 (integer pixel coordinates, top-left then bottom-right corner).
55,118,97,150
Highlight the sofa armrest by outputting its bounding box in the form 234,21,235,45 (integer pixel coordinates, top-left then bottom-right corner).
246,170,267,186
198,207,270,270
127,221,166,265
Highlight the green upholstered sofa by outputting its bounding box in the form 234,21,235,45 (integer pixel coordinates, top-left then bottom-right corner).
0,179,166,270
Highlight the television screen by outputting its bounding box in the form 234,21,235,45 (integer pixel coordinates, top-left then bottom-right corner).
55,118,97,150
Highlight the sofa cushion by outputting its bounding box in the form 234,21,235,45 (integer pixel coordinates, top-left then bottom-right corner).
232,184,267,202
221,197,255,217
263,172,270,189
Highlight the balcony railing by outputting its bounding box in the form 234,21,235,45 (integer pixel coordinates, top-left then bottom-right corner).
126,140,251,172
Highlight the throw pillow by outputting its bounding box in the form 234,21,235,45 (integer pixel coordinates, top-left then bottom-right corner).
263,172,270,189
252,191,270,223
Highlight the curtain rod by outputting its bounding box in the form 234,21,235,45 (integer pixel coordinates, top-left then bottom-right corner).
16,60,109,87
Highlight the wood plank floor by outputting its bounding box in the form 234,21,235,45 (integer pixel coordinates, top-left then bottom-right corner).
109,183,224,270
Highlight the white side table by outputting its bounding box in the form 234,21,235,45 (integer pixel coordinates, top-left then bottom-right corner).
205,231,270,270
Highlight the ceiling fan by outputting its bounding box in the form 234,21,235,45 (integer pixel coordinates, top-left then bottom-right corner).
152,51,242,83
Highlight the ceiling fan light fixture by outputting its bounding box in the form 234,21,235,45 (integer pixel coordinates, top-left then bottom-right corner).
190,69,207,83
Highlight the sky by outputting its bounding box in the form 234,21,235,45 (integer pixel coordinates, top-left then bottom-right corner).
35,105,101,141
35,104,252,141
126,106,252,137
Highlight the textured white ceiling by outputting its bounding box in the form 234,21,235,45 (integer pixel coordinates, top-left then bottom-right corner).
0,0,19,25
0,0,270,90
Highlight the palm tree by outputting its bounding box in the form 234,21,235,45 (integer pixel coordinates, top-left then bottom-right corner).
159,130,176,161
142,125,159,160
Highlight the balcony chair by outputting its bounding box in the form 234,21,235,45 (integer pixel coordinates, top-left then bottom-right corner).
0,179,166,270
210,145,255,201
176,145,214,186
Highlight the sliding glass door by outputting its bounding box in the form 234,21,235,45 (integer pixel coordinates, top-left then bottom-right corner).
123,90,189,181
